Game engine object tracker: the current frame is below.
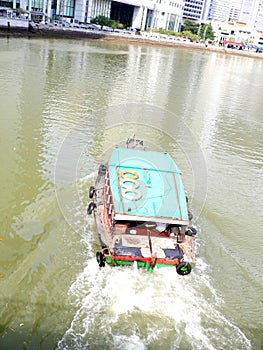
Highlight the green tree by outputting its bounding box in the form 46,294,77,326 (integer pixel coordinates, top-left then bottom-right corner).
181,20,199,34
91,15,122,30
181,21,215,41
16,7,27,15
181,30,198,42
91,15,113,28
200,24,215,40
111,21,124,30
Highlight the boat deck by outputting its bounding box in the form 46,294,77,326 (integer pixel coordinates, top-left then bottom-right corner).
90,140,196,273
94,166,195,261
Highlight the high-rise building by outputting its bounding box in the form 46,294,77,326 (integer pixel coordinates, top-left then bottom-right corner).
205,0,231,22
0,0,185,31
182,0,206,23
228,0,243,21
239,0,263,31
110,0,184,31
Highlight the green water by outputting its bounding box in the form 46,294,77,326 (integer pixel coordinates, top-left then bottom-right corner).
0,37,262,350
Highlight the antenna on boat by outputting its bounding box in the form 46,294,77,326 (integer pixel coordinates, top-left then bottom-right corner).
126,134,135,148
126,134,145,149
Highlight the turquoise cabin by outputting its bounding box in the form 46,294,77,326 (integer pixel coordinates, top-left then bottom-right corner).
108,147,189,225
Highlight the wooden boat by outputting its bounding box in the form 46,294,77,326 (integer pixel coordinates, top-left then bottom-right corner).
87,137,196,275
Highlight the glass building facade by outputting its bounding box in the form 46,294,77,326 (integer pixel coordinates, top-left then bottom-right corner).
55,0,75,17
30,0,43,11
0,0,16,7
91,0,111,18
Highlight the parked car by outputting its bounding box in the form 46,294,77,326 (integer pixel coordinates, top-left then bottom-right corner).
102,25,114,32
86,23,101,30
121,28,137,34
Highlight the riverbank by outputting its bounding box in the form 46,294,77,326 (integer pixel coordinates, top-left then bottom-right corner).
1,24,263,60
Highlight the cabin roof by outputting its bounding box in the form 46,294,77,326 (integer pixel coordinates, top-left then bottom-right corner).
108,147,189,224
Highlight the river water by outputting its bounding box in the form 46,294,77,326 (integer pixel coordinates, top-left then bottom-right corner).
0,37,262,350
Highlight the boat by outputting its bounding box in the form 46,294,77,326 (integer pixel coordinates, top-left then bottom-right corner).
87,137,196,275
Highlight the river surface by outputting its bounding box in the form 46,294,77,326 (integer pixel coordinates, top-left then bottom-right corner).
0,37,262,350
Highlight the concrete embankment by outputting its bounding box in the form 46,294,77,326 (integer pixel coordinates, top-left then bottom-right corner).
0,24,107,40
1,24,263,60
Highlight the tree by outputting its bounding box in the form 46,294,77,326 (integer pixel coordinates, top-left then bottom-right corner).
16,8,27,16
200,24,215,40
181,20,199,35
90,15,122,30
181,30,198,42
91,15,113,29
181,20,215,41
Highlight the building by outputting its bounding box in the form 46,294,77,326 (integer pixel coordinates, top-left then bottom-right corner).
239,0,263,31
109,0,185,31
202,0,263,32
151,0,184,31
204,0,231,22
3,0,263,42
0,0,184,31
200,0,263,45
182,0,206,23
228,0,243,22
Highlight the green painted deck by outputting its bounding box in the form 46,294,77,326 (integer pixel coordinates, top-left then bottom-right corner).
108,147,189,224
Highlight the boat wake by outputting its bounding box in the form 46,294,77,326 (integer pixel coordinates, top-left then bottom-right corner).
57,225,251,350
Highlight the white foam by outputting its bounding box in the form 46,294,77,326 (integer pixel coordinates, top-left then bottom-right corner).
57,227,252,350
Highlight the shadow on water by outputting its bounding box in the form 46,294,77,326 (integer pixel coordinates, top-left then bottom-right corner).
0,298,74,350
0,175,96,350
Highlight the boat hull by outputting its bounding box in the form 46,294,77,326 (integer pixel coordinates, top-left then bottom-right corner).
96,250,195,274
88,139,197,275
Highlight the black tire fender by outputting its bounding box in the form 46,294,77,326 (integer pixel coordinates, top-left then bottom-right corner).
186,226,197,236
89,186,95,199
96,251,105,267
87,202,96,215
176,261,192,276
98,164,107,175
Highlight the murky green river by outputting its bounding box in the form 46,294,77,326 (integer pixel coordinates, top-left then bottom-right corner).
0,37,262,350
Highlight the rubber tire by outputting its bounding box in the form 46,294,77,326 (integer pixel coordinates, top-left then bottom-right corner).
96,252,105,267
89,186,95,199
176,262,192,276
98,164,107,175
87,202,96,215
186,227,197,236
